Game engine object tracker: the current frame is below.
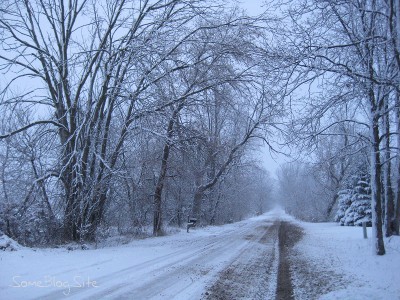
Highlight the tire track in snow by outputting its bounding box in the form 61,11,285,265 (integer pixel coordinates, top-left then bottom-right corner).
203,221,280,299
275,221,304,300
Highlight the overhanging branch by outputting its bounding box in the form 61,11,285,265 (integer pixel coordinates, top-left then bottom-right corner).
0,120,68,139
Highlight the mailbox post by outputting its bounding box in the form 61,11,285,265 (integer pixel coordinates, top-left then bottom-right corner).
187,217,197,233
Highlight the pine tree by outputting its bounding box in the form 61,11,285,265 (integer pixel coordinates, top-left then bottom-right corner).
335,189,353,226
345,175,372,227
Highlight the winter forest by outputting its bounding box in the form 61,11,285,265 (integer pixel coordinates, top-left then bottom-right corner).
0,0,400,257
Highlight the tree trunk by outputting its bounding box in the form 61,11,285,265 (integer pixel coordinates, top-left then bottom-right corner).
383,104,395,237
153,104,183,236
326,193,339,220
395,92,400,235
209,191,221,225
370,117,386,255
153,172,165,236
63,176,80,241
177,187,183,228
395,157,400,235
192,189,205,220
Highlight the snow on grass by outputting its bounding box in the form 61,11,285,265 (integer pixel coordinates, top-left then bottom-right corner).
294,221,400,300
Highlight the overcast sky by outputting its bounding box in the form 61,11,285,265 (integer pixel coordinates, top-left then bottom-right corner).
238,0,265,16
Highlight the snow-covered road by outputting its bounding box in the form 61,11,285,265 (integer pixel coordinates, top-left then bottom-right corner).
1,211,283,300
2,209,399,299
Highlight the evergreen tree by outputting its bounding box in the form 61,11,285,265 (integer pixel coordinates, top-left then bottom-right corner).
335,157,372,227
338,174,372,227
335,189,353,226
348,175,372,226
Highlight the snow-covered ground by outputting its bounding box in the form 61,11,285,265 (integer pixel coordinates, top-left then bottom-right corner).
293,219,400,300
1,208,399,299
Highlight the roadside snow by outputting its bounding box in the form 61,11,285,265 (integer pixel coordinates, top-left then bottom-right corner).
294,221,400,300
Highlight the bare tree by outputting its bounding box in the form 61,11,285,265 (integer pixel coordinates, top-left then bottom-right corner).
0,108,60,245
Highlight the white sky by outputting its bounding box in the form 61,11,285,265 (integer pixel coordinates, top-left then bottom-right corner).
237,0,265,16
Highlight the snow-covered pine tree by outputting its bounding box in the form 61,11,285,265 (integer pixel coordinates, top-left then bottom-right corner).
335,189,353,226
346,174,372,227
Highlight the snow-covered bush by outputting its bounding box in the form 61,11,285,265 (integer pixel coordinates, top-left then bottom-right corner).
0,234,22,251
0,201,61,247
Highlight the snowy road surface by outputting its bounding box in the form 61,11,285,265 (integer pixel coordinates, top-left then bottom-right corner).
1,209,400,299
1,211,283,300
